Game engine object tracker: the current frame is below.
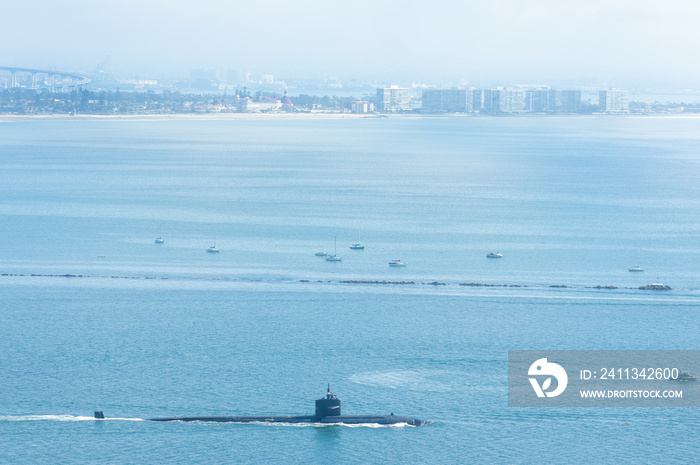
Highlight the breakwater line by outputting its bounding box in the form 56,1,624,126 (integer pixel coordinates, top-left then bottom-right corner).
0,272,678,292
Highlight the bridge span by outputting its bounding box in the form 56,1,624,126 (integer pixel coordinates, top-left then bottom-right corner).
0,67,91,91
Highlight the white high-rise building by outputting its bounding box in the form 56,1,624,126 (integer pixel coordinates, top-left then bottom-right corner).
376,86,410,112
483,87,526,113
421,89,470,113
599,89,629,113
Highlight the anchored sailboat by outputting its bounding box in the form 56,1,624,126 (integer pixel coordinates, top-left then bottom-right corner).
326,236,342,261
349,230,365,250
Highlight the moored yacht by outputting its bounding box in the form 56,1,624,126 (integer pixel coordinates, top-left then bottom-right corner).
389,248,407,266
675,371,698,381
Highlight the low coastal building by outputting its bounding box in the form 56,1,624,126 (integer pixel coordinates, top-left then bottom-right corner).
237,97,281,112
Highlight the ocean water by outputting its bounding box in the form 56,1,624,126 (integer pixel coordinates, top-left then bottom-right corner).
0,115,699,464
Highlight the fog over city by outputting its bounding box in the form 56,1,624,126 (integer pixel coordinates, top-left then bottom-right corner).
2,0,700,87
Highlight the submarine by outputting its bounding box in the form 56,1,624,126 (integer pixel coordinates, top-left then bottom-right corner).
94,385,427,426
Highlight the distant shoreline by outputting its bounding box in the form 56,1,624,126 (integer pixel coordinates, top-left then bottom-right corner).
1,112,700,122
0,112,380,121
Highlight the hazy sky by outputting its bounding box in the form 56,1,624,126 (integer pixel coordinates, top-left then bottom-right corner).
2,0,700,86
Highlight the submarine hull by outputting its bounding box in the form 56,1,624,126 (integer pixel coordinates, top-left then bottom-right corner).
105,386,427,426
148,415,426,426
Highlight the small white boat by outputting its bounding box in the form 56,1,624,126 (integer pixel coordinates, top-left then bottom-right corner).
675,371,698,381
486,252,502,258
315,251,328,257
325,236,342,262
389,248,407,266
154,237,164,244
206,245,220,253
628,266,644,272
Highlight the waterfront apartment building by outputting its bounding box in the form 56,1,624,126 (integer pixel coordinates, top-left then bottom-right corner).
522,88,581,113
483,87,526,113
381,85,615,114
599,89,629,113
376,86,410,111
525,89,550,112
351,101,375,113
501,88,526,113
421,89,470,112
472,89,484,112
549,89,582,112
482,89,499,113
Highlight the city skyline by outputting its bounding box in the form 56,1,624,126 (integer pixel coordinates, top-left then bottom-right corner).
3,1,700,89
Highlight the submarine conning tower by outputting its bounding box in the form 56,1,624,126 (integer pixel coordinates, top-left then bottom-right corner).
315,384,342,419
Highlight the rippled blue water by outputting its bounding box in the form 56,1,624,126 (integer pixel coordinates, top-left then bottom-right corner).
1,116,699,464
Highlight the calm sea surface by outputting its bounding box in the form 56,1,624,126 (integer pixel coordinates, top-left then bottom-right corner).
1,116,699,464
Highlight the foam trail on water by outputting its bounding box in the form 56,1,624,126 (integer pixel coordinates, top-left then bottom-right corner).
329,422,415,428
0,415,144,422
236,421,415,428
